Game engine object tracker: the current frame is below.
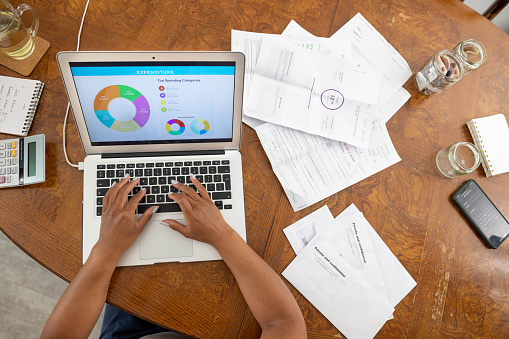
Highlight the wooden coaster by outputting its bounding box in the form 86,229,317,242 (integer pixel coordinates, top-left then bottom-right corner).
0,36,50,76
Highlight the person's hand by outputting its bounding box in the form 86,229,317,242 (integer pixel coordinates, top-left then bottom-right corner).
94,175,158,262
161,175,235,248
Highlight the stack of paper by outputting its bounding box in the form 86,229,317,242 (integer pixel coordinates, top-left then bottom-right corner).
283,204,416,338
232,14,412,211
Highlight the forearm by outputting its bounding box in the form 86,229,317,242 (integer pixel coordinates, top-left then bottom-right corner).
41,246,118,339
215,231,306,337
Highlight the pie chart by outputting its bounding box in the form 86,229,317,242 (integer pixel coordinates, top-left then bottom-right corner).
166,119,185,135
190,118,210,135
94,85,150,132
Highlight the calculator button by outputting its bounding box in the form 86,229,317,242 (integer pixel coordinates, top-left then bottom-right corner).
6,143,11,149
6,168,10,174
11,167,16,174
6,176,11,183
0,151,5,158
0,159,4,166
0,176,4,183
11,141,16,149
11,158,17,165
11,150,16,157
0,144,5,150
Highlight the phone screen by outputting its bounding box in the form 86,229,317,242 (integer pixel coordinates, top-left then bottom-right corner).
453,180,509,248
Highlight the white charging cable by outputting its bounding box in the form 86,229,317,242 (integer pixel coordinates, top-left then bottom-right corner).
62,0,91,169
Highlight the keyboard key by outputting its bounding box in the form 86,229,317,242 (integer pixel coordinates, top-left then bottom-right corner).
191,167,199,174
140,178,148,185
209,166,217,174
213,160,220,165
127,163,135,168
203,161,211,165
152,186,160,194
97,164,106,169
116,170,124,177
177,176,185,183
135,169,143,177
216,183,225,191
224,175,231,190
126,169,134,177
97,197,103,206
107,164,115,169
147,195,155,203
165,162,173,167
117,164,125,169
172,168,180,175
154,168,162,176
142,186,151,194
212,192,231,200
224,204,232,209
97,188,109,196
157,194,165,202
186,176,192,184
97,170,105,178
97,207,102,216
133,187,141,194
163,168,171,175
111,178,120,185
170,186,178,193
161,185,169,193
184,161,192,166
200,167,207,174
144,169,153,177
214,175,221,182
195,175,203,182
222,160,230,165
218,166,230,173
205,175,212,183
136,163,145,168
158,177,167,185
149,177,157,185
193,161,202,166
214,201,223,210
175,162,183,166
157,203,181,213
146,163,155,168
182,167,190,175
207,184,215,191
156,163,164,167
97,179,110,187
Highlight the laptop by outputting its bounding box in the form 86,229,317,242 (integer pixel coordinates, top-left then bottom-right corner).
57,51,246,266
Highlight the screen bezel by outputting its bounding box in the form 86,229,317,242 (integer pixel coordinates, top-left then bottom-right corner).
57,51,245,155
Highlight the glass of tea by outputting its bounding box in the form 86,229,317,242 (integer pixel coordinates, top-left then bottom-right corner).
0,0,39,60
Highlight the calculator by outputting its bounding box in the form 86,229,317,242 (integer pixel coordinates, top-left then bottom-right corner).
0,134,45,188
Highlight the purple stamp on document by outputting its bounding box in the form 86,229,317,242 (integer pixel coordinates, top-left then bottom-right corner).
320,89,344,110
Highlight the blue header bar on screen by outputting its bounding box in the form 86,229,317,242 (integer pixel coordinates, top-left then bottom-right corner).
70,66,236,76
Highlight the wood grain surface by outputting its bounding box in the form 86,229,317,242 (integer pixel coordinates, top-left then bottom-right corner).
1,0,509,338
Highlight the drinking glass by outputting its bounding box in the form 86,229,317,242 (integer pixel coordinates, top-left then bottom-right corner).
436,142,480,178
0,0,39,60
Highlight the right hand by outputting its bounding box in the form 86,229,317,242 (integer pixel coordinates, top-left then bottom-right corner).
162,175,235,247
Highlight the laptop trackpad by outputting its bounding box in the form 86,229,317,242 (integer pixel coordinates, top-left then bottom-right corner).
139,220,193,260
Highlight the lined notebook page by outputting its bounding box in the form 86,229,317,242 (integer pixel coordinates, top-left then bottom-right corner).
0,75,44,136
468,114,509,177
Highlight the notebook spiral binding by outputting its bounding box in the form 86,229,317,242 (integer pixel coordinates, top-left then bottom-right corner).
467,120,492,177
22,82,45,134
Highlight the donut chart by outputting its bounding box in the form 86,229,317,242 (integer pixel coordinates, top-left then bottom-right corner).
94,85,150,132
166,119,185,135
190,118,210,135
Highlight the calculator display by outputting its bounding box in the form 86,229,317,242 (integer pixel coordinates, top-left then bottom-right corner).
453,180,509,248
28,142,36,177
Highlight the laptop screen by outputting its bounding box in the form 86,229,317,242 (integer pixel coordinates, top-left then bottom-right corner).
69,61,235,146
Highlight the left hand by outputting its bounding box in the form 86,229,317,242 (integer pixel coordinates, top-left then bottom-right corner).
94,175,157,262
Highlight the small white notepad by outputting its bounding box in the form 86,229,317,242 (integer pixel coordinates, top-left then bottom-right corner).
467,114,509,177
0,75,44,136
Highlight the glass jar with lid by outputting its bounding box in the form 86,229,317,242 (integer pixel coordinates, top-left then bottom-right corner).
453,39,487,76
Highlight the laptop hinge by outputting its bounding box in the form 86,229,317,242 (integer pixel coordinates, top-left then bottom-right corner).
101,150,226,159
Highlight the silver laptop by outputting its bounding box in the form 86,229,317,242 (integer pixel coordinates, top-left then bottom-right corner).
57,51,246,266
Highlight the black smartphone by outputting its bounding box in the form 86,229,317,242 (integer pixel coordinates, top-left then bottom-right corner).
452,179,509,249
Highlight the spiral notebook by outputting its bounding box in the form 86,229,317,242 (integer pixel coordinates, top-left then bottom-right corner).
467,114,509,177
0,75,44,136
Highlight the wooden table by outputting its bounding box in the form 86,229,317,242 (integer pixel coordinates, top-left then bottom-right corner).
2,0,509,337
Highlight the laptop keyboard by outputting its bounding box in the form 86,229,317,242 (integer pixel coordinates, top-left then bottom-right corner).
95,160,232,216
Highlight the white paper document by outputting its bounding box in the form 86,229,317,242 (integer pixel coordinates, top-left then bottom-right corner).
331,13,412,107
283,236,394,339
316,212,389,301
256,121,401,212
283,206,335,254
245,40,380,148
336,204,417,307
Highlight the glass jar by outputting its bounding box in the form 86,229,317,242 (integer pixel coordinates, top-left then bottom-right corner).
453,39,487,76
414,50,466,95
436,142,480,178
